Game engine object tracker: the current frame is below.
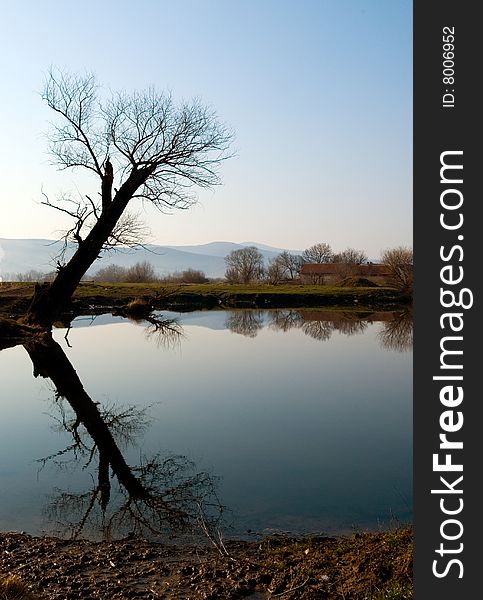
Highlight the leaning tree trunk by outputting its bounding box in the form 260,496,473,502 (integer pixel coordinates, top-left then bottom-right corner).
24,168,150,327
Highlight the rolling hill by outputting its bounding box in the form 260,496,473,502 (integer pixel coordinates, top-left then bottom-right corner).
0,238,298,280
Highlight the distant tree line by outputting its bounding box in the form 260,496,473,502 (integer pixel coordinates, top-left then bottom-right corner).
93,261,158,283
161,268,209,284
92,262,209,284
4,244,412,293
224,243,413,293
6,262,210,285
3,269,57,283
224,243,369,284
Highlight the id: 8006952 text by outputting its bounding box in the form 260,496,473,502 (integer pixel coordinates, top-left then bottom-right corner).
442,26,455,108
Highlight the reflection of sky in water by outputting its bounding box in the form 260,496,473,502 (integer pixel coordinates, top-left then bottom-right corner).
0,311,412,536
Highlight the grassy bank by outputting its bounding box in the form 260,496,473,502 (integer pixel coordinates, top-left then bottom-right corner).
78,281,403,300
0,281,411,318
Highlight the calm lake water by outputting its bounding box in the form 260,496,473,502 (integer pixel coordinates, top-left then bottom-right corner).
0,309,412,539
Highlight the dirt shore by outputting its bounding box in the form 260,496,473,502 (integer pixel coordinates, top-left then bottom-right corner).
0,528,412,599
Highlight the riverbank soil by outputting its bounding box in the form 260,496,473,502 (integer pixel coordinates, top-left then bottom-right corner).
0,528,412,599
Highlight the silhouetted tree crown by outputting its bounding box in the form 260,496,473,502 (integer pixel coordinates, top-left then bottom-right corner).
302,243,334,264
381,246,413,294
25,68,234,326
225,246,265,284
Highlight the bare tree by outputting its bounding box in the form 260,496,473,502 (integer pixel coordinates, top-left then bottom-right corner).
381,246,413,294
92,261,158,283
224,246,264,284
331,247,368,283
93,263,128,282
125,261,157,283
277,251,303,280
25,68,233,326
160,269,209,283
178,269,209,283
265,257,286,284
332,247,368,265
302,243,334,264
266,251,303,284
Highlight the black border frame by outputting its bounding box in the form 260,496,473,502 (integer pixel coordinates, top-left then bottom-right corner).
414,2,481,596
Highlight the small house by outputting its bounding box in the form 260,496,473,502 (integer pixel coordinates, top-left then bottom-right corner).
300,263,390,285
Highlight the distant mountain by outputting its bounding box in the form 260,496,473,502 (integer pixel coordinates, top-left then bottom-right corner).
0,238,300,280
241,241,302,254
0,238,66,276
165,241,287,259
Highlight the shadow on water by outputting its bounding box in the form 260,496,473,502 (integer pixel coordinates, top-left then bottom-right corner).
1,315,223,541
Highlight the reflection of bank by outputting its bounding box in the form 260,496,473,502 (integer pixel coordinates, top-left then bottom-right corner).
2,327,221,540
224,308,413,349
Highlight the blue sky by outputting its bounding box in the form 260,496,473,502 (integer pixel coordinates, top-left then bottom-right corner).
0,0,412,258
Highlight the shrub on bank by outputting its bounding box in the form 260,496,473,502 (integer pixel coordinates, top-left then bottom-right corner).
0,575,40,600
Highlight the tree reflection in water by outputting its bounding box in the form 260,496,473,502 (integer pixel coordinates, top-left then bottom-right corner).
300,320,335,341
226,308,412,350
377,309,413,352
224,310,264,338
127,312,184,349
268,309,303,333
19,320,223,541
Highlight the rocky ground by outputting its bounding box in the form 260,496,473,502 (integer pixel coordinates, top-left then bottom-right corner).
0,528,412,600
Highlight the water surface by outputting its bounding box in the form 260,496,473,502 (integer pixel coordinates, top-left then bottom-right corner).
0,309,412,538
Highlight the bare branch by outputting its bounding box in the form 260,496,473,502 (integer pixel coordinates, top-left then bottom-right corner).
43,68,105,175
102,89,234,210
42,69,233,220
40,187,95,262
104,211,151,249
